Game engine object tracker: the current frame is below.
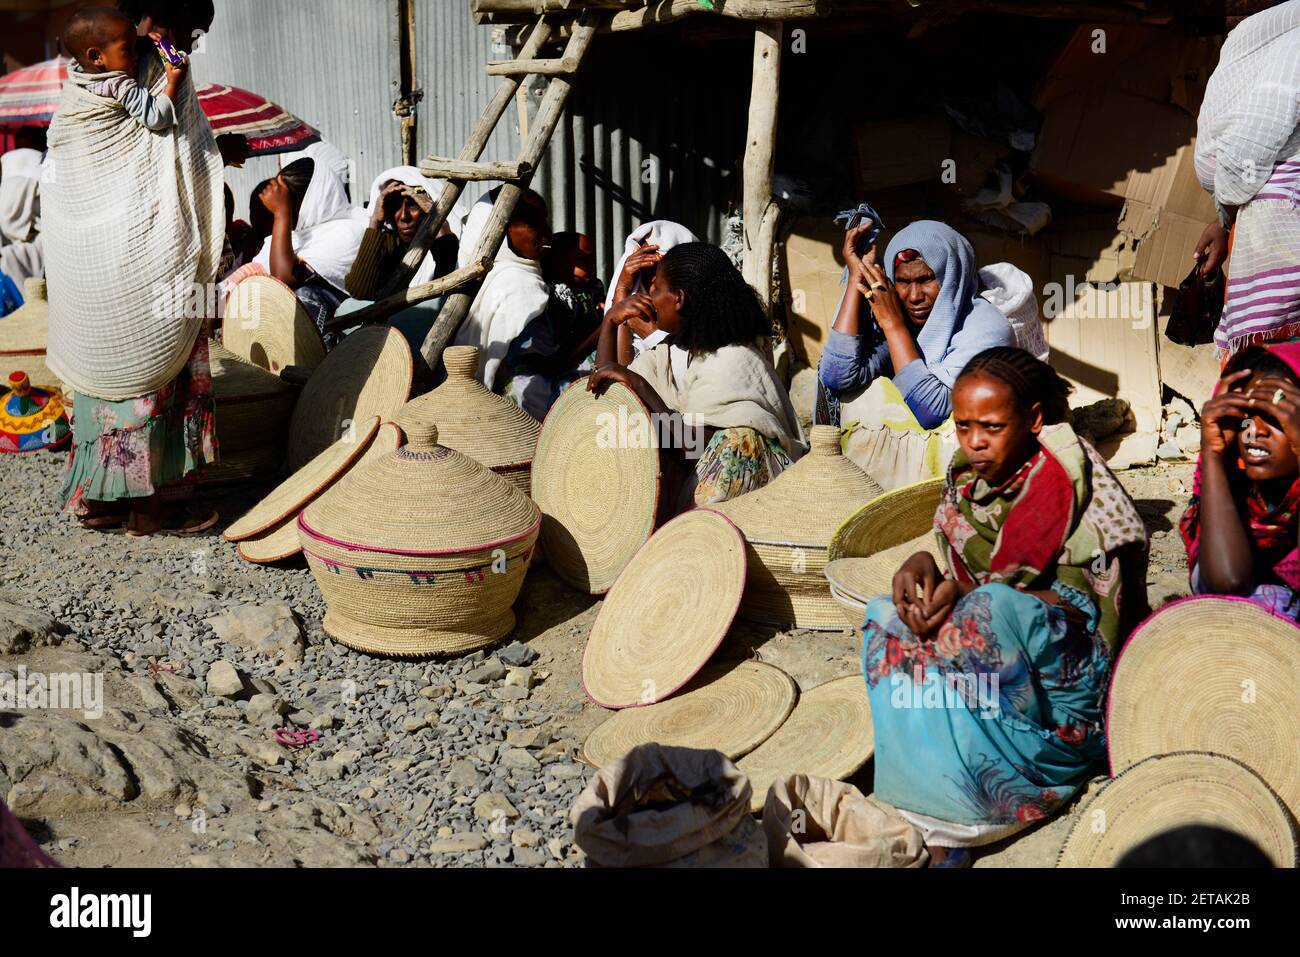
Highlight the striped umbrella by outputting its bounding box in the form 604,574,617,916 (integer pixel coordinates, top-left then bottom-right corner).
0,57,320,156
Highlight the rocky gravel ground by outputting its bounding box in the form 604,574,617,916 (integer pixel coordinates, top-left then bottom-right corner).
0,445,1198,868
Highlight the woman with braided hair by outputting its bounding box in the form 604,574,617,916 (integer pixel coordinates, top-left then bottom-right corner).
588,242,805,516
859,347,1148,866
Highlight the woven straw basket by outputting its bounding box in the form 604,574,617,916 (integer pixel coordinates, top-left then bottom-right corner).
287,326,413,471
824,478,945,626
209,340,296,461
395,346,539,495
708,425,885,630
1107,595,1300,820
221,274,326,374
1058,752,1298,868
0,278,54,389
531,380,660,594
298,421,541,657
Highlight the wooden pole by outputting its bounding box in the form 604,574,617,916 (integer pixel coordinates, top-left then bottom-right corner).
321,260,492,331
742,21,782,313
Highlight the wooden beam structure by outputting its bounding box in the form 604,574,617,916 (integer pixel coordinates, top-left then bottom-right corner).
486,0,827,31
741,21,782,313
322,261,492,331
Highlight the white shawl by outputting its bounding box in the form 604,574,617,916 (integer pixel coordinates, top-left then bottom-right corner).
253,154,366,292
44,59,223,401
452,192,549,389
366,165,468,286
630,341,807,459
0,147,42,243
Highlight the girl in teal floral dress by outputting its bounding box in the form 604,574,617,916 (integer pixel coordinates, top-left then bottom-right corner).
862,347,1148,865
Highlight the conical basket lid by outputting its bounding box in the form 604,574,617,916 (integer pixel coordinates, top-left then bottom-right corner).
222,275,326,375
395,345,539,470
0,278,48,353
300,419,540,553
710,425,884,546
210,340,294,401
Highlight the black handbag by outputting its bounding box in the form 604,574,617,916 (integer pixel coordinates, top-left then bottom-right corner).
1164,262,1224,347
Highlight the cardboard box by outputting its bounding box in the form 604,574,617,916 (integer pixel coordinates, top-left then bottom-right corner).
1034,23,1222,118
1041,279,1162,433
853,114,952,193
1030,89,1195,207
1156,287,1221,409
781,216,849,368
1118,138,1219,291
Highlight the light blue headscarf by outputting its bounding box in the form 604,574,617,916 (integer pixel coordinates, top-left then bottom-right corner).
883,220,1012,388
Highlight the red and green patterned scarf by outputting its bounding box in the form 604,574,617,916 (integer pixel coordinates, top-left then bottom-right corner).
935,423,1147,648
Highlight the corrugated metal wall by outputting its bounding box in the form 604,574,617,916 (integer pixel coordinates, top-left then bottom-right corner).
191,0,747,284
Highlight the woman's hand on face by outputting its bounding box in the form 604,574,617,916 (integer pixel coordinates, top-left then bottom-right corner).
604,293,656,330
1194,221,1230,277
1200,369,1255,458
260,178,293,219
1245,377,1300,456
857,245,907,331
371,182,404,228
618,243,661,294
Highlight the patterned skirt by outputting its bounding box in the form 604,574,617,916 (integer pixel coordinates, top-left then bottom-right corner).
62,336,218,510
679,426,793,513
861,582,1110,845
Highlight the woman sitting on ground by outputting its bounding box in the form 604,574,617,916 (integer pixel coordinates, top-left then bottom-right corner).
248,156,365,348
335,166,465,353
1180,343,1300,619
497,231,605,420
861,347,1148,866
817,219,1013,490
587,242,805,516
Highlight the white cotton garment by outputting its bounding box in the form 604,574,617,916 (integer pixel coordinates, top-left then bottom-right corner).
608,220,699,356
253,154,367,292
452,192,549,389
44,59,223,400
978,262,1049,361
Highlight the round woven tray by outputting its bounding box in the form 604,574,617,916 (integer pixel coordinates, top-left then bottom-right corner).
736,674,874,812
209,340,296,457
710,426,886,630
238,422,404,564
581,660,797,768
1058,752,1298,868
221,274,326,374
286,326,412,471
395,345,540,494
0,278,51,389
531,379,660,594
224,416,381,542
582,509,746,709
1107,595,1300,820
828,478,944,561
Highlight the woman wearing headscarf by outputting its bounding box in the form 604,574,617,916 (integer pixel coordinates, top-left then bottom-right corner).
250,156,366,348
48,0,223,536
1193,0,1300,355
605,220,699,364
816,219,1013,489
334,165,466,353
0,127,46,286
451,186,552,391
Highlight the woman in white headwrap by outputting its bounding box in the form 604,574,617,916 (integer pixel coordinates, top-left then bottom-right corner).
333,166,467,354
0,128,46,286
605,220,699,363
451,186,552,391
251,155,366,347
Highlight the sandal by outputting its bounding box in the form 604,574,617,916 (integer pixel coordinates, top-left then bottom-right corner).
77,512,128,530
126,506,220,539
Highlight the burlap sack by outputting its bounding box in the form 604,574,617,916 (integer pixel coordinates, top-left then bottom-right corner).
763,774,929,868
570,744,767,868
